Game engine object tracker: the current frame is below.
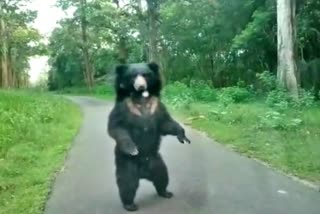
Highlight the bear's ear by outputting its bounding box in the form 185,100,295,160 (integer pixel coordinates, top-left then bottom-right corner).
115,64,128,76
148,62,159,74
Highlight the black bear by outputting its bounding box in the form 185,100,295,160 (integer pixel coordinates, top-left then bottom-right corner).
107,62,191,211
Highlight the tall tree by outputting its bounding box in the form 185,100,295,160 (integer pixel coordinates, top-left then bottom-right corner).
0,0,42,88
146,0,160,63
79,0,94,89
48,0,320,96
0,3,9,88
57,0,95,89
277,0,299,97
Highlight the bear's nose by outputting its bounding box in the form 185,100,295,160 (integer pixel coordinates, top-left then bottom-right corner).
134,75,147,91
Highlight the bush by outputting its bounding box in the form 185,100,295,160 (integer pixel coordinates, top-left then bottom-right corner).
257,110,303,130
266,87,315,109
189,80,217,102
162,82,194,109
92,84,113,95
293,89,315,108
266,88,290,109
256,71,277,93
218,86,251,104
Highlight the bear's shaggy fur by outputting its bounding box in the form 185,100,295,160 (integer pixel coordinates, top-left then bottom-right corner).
107,62,190,211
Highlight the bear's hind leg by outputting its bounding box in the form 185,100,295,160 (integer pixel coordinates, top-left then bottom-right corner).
149,154,173,198
116,158,140,211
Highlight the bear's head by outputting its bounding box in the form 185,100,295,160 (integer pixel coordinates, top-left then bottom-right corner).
114,62,162,101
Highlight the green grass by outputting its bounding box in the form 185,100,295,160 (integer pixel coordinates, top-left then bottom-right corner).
0,90,82,214
172,102,320,182
56,85,115,100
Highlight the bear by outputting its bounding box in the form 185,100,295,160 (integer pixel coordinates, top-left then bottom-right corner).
107,62,191,212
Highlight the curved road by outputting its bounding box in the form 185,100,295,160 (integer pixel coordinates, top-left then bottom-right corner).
45,96,320,214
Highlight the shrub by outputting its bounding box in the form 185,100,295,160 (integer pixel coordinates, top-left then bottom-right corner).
266,88,290,109
257,110,303,130
266,87,315,109
293,89,315,108
189,80,217,102
256,70,277,93
92,84,113,95
218,86,251,104
162,82,194,109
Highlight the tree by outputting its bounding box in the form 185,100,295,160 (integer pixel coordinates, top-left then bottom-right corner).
146,0,160,63
0,17,9,88
277,0,299,97
0,0,42,89
47,0,320,98
79,0,94,89
57,0,95,89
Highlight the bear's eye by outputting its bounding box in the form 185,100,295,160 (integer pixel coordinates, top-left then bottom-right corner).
142,73,150,78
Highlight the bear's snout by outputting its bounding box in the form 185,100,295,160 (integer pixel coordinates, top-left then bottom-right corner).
134,75,147,91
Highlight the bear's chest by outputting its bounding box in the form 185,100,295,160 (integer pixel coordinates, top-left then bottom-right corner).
123,98,161,154
124,97,160,131
126,106,159,133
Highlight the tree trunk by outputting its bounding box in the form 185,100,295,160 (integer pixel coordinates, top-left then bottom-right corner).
7,46,13,87
0,17,9,88
277,0,298,98
80,0,94,89
137,0,148,62
146,0,165,84
115,3,128,64
146,0,160,63
118,35,128,64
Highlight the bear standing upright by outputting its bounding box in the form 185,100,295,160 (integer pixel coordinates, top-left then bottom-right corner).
107,62,191,212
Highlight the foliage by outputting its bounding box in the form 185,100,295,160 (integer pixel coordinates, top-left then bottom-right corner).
218,86,251,104
0,0,44,88
162,82,194,109
189,80,217,102
57,83,115,100
162,81,217,109
0,90,82,214
173,101,320,182
47,0,143,90
46,0,320,97
257,110,303,130
266,87,315,109
256,70,277,92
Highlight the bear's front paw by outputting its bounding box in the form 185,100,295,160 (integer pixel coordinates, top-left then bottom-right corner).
121,141,139,156
129,147,139,156
177,129,191,144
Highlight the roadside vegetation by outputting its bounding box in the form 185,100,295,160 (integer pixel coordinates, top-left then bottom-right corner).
0,91,82,214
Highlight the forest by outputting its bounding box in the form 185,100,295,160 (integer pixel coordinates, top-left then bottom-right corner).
1,0,320,213
45,0,320,97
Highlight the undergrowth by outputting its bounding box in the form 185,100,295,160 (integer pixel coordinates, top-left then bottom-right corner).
0,90,82,214
163,73,320,182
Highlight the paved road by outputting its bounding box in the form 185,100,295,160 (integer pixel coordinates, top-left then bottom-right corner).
45,96,320,214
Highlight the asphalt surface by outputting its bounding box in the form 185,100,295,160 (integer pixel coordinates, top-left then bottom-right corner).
44,96,320,214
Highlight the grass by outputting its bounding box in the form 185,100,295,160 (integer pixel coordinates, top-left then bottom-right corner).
172,101,320,182
0,90,82,214
56,85,115,100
